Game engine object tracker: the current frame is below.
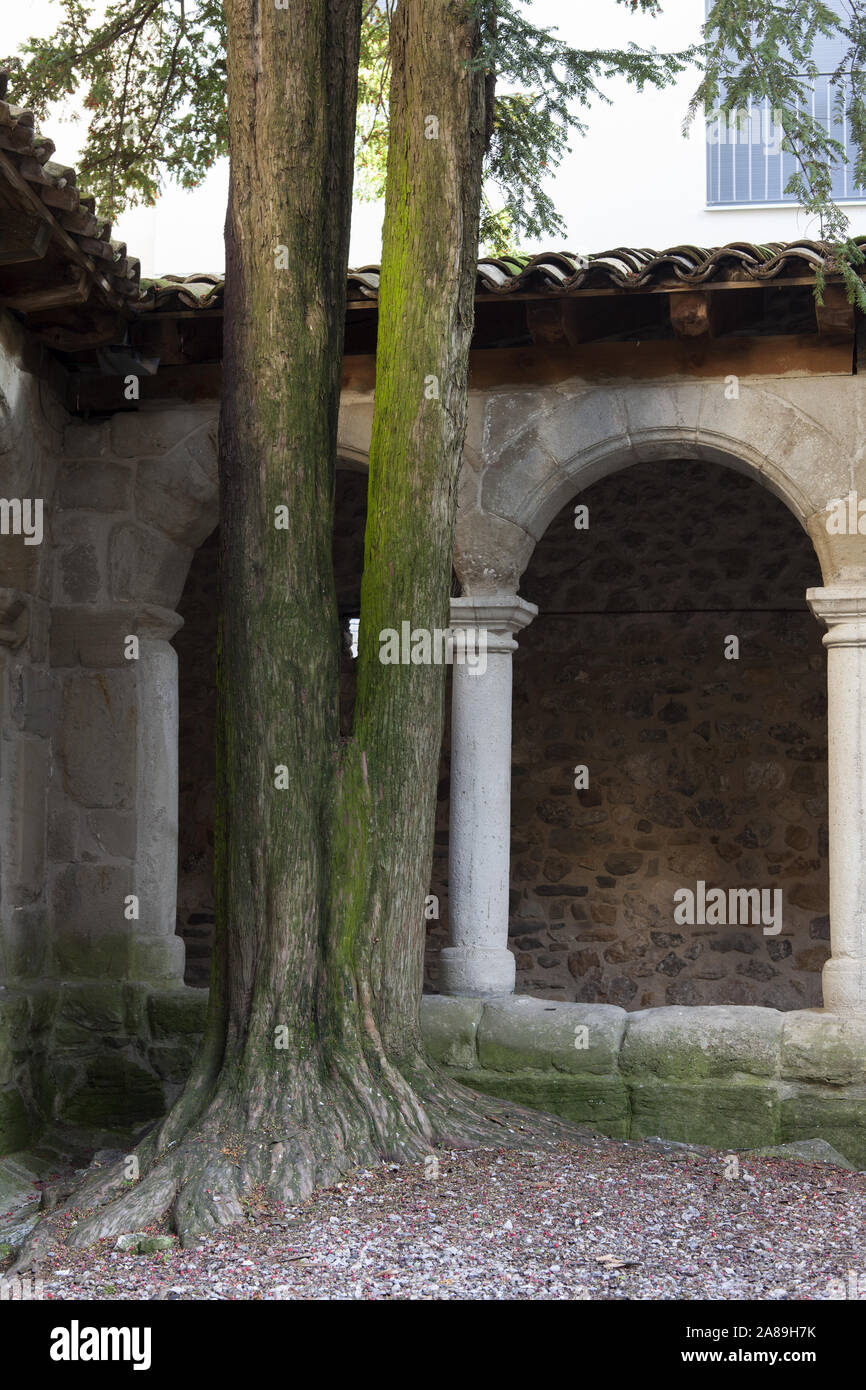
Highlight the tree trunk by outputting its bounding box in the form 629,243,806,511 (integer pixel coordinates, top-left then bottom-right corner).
12,0,581,1263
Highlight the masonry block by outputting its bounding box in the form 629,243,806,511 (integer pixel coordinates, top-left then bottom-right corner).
420,995,482,1068
477,997,627,1075
620,1005,782,1080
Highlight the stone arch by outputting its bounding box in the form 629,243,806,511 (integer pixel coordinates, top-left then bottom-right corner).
456,379,862,593
443,374,866,1016
508,454,828,1010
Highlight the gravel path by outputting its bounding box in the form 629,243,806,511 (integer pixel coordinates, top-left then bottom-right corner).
3,1132,863,1300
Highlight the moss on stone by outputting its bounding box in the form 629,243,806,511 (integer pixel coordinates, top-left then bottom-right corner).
146,987,209,1040
420,996,483,1068
620,1006,781,1081
452,1068,630,1136
476,999,627,1076
781,1012,866,1087
780,1084,866,1168
61,1057,166,1128
628,1076,780,1150
0,1087,31,1155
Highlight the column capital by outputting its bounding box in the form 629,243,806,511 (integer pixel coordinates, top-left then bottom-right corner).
449,593,538,654
136,604,184,642
807,586,866,647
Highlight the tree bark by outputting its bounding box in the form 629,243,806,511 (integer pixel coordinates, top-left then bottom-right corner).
12,0,583,1264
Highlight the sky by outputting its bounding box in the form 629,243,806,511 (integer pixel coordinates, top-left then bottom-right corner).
4,1,855,278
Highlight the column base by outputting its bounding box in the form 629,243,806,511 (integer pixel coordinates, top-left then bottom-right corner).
127,933,186,985
439,946,515,998
822,957,866,1017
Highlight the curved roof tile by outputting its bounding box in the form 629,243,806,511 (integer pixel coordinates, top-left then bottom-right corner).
137,241,859,314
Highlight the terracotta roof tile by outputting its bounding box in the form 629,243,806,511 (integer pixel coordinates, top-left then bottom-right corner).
138,242,859,315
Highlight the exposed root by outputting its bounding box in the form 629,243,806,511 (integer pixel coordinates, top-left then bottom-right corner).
9,1058,591,1275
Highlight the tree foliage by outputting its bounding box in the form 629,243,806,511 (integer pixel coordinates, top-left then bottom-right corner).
12,0,866,268
5,0,226,215
692,0,866,303
6,0,695,249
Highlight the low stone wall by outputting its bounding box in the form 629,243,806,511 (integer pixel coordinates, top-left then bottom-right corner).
4,984,864,1166
421,996,866,1166
0,981,207,1153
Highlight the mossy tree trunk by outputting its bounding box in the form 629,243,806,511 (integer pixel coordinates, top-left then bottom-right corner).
13,0,579,1261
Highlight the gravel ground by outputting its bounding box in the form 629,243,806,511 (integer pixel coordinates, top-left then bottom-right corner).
3,1132,864,1300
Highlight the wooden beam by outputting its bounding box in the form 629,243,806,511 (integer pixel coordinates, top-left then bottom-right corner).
669,291,714,337
0,148,124,312
0,211,51,264
525,300,568,345
0,270,89,312
815,283,855,339
35,312,127,351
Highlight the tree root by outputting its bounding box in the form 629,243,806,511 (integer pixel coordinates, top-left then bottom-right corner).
9,1062,590,1275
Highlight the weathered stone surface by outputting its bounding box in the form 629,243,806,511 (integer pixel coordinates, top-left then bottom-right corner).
110,406,218,461
779,1085,866,1168
8,663,57,737
629,1077,780,1149
781,1011,866,1085
85,809,136,860
63,422,111,460
114,1231,174,1254
135,452,218,547
57,671,136,807
58,460,132,512
420,995,483,1068
3,736,48,905
61,1056,165,1128
53,927,131,980
477,997,626,1074
147,987,209,1040
744,1138,856,1169
620,1006,782,1079
108,522,192,608
147,1042,199,1083
0,1086,31,1153
55,982,126,1034
127,935,185,984
456,1068,630,1136
52,864,133,941
50,609,138,668
0,1155,38,1209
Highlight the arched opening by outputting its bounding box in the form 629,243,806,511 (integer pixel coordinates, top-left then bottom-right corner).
172,467,371,984
508,456,828,1009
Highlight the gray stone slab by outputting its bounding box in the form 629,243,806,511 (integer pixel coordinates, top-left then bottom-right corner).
477,997,627,1074
620,1005,783,1080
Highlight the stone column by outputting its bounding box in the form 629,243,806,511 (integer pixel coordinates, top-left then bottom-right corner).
440,594,537,997
807,586,866,1016
50,603,185,984
130,606,186,983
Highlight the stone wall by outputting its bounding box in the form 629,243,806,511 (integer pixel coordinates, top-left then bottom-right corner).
505,459,828,1009
0,980,207,1154
0,312,64,987
0,313,65,1148
175,528,218,987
